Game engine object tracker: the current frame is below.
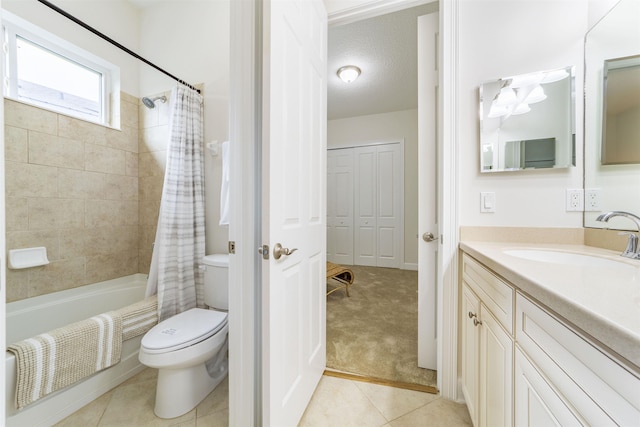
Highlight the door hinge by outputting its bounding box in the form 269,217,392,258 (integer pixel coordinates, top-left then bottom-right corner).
228,241,236,254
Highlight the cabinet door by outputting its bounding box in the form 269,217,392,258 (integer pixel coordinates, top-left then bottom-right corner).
479,306,513,427
461,284,480,426
515,348,584,427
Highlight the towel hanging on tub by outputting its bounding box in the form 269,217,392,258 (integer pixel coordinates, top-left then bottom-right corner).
7,311,123,409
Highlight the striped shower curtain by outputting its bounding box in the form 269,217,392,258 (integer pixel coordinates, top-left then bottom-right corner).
145,85,206,321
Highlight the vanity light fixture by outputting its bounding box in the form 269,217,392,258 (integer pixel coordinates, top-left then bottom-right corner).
523,84,547,104
337,65,361,83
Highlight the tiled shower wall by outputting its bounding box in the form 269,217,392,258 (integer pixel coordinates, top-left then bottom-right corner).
138,91,171,274
4,93,150,303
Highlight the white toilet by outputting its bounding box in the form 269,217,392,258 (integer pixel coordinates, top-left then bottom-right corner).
139,254,229,419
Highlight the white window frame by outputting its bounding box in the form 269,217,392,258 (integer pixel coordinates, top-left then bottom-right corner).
2,11,118,126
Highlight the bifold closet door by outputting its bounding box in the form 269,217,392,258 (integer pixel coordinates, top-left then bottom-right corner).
354,143,402,268
326,149,354,264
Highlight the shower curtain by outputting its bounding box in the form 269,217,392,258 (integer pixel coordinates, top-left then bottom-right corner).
145,85,206,321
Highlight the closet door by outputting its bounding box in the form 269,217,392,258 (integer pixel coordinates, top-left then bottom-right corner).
326,149,354,264
354,146,377,266
354,143,402,268
376,143,402,268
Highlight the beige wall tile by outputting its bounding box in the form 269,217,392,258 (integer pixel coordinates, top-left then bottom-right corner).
121,92,138,105
139,200,161,227
28,257,87,297
85,250,138,284
28,131,84,170
85,143,126,175
139,151,167,177
58,169,104,199
28,197,85,231
6,270,29,303
4,99,58,134
126,152,139,176
58,115,107,145
121,98,139,129
59,228,87,259
85,200,139,227
139,176,164,201
5,126,28,163
103,174,139,201
106,125,138,153
6,197,28,231
6,162,58,198
84,226,138,257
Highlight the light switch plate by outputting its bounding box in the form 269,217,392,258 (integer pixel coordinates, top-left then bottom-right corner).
480,192,495,213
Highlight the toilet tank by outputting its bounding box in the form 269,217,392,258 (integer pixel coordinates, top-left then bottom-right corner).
202,254,229,310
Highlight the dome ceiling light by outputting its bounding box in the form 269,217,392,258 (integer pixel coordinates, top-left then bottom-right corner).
337,65,361,83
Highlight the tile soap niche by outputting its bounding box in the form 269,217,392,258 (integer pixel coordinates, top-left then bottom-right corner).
9,247,49,269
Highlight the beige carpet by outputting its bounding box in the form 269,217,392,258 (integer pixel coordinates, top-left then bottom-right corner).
326,265,437,389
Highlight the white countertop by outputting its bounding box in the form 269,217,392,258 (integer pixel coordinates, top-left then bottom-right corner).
460,241,640,371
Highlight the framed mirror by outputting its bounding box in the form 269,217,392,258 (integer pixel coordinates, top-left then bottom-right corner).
584,0,640,230
601,55,640,165
479,66,575,173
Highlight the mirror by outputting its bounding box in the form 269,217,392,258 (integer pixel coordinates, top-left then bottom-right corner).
479,66,575,173
584,0,640,229
601,55,640,165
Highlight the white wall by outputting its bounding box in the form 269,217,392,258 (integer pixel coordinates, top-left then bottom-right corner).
458,0,588,227
3,0,140,96
328,108,418,265
138,0,230,256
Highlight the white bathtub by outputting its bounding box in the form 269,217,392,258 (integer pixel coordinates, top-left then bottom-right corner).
5,274,149,427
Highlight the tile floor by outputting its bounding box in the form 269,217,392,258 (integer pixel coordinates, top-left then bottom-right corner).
55,368,471,427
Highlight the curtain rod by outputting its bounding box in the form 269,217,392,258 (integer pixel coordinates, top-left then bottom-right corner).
36,0,201,94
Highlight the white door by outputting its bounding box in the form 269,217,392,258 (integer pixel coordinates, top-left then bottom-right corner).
375,143,402,268
262,0,327,425
353,146,377,266
353,143,402,268
417,12,438,370
327,149,354,264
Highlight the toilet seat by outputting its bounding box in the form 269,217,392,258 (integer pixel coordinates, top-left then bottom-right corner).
141,308,228,354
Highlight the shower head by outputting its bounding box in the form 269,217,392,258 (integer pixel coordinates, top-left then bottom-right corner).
142,95,167,109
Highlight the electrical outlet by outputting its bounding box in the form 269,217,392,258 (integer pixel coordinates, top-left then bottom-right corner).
566,189,584,211
585,188,601,211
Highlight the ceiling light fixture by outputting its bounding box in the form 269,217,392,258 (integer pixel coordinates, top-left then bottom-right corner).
337,65,361,83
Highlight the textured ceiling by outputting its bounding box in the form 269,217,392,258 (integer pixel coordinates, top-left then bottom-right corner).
328,3,438,120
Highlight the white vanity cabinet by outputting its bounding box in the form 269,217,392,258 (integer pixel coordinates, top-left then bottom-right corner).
461,254,514,427
461,251,640,427
515,294,640,426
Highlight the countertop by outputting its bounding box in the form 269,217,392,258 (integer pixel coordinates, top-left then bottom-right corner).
460,241,640,372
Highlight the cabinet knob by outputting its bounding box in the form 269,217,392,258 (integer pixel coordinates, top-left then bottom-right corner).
468,311,476,319
473,318,483,327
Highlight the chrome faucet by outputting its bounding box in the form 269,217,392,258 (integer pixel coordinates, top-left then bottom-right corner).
596,211,640,259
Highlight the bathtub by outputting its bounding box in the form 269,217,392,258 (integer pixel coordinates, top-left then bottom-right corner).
5,274,149,427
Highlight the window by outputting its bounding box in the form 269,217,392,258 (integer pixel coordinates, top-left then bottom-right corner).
3,11,118,125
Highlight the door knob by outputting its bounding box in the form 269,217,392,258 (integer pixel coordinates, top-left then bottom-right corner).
273,243,298,260
422,232,437,242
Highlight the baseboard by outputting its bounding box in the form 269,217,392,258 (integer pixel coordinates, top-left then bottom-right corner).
403,262,418,271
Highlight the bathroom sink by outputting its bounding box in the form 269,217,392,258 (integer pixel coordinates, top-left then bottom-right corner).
503,249,634,269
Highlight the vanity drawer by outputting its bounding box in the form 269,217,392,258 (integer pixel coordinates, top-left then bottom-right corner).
516,293,640,425
462,254,514,334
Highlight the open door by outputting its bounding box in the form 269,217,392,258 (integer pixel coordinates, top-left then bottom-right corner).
262,0,328,425
417,12,438,370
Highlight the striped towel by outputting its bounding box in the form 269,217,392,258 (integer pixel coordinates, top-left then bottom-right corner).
116,296,158,341
7,311,122,409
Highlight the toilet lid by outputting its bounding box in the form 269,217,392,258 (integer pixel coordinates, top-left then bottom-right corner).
141,308,228,353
